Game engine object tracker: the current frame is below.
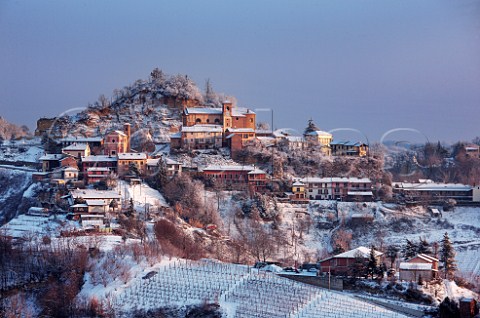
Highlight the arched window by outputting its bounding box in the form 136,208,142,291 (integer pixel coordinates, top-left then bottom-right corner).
196,118,201,123
215,118,220,124
206,119,210,123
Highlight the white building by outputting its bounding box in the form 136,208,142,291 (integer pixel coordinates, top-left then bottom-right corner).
300,177,373,201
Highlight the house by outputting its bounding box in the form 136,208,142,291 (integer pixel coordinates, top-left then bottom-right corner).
226,128,256,158
201,165,267,194
288,180,309,203
62,143,91,159
38,153,65,172
173,125,223,150
319,246,383,276
300,177,373,201
303,119,332,156
393,180,474,202
68,189,122,207
103,123,131,156
59,156,78,169
399,254,439,282
146,157,182,178
63,166,79,181
117,153,147,177
86,167,111,185
57,136,103,154
81,155,118,174
331,140,368,157
463,144,480,158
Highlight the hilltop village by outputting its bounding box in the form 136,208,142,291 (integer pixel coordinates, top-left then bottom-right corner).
1,71,479,317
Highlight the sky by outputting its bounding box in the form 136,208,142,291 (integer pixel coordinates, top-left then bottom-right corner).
0,0,479,143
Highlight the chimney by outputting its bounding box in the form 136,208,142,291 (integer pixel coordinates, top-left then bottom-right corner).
124,123,131,152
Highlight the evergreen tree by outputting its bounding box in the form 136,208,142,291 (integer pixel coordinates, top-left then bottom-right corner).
402,239,418,260
440,232,457,279
125,198,135,217
386,245,399,269
204,78,217,105
417,237,432,255
367,246,378,278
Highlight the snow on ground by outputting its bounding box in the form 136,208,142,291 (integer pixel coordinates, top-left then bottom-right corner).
0,214,68,238
119,180,168,211
0,144,44,163
81,258,408,318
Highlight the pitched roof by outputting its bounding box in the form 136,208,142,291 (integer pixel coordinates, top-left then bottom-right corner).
333,246,382,259
62,143,89,151
202,165,255,172
248,168,266,175
300,177,371,184
181,125,223,133
399,262,433,270
184,107,223,115
70,189,121,200
39,154,64,161
117,153,147,160
331,140,367,147
81,155,117,162
393,181,472,192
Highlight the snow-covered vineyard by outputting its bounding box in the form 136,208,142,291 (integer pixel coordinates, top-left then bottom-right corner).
114,259,407,318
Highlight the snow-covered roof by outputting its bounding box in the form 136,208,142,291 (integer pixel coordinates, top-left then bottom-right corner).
399,262,433,271
64,166,79,171
147,157,180,166
333,246,382,259
170,132,182,138
305,130,332,137
286,136,305,142
232,107,255,116
62,143,89,151
347,191,373,196
184,107,222,115
165,158,180,165
227,128,255,133
70,204,88,208
293,181,305,186
181,125,223,133
248,169,266,175
87,167,110,172
330,140,367,147
147,158,160,166
85,199,108,206
81,155,117,162
113,130,127,136
202,165,255,172
39,154,64,161
59,137,103,143
117,153,147,160
70,189,121,200
393,181,472,192
301,177,371,184
412,254,439,263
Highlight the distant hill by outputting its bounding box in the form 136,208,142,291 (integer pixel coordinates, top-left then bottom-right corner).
0,116,31,140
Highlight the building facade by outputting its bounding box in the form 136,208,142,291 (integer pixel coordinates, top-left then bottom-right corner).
300,177,373,201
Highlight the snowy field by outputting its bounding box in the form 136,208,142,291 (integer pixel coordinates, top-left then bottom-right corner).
100,259,408,318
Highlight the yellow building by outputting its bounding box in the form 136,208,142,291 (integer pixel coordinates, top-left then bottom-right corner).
303,119,332,156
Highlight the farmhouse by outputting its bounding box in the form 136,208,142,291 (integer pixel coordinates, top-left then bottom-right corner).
319,246,383,276
399,254,439,282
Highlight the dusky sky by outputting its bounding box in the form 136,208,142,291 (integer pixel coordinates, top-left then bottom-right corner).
1,0,479,143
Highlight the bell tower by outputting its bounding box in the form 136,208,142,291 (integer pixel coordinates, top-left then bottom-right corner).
222,100,232,132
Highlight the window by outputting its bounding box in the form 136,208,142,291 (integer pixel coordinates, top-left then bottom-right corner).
236,117,239,120
215,118,220,124
112,139,115,143
206,119,210,123
196,118,201,123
